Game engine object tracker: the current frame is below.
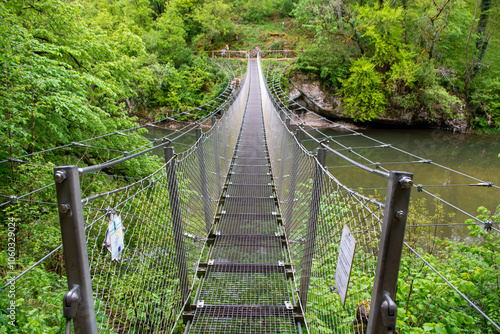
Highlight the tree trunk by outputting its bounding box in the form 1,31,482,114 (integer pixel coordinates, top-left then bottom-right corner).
337,0,343,30
472,0,492,78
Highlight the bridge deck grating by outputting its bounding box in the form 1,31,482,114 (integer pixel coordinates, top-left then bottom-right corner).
188,306,296,334
217,213,278,235
226,184,274,197
199,265,291,305
210,235,284,264
231,164,270,174
188,59,298,334
221,197,276,214
233,157,269,165
228,173,272,185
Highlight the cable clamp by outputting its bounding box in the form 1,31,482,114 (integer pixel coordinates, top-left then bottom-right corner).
63,285,81,320
484,220,493,231
381,292,397,330
473,182,493,187
184,233,200,242
9,196,18,204
289,237,306,245
7,157,23,163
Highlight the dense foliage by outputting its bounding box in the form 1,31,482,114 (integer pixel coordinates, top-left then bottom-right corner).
291,0,500,131
306,196,500,333
0,0,232,164
0,0,233,332
398,205,500,333
1,0,499,332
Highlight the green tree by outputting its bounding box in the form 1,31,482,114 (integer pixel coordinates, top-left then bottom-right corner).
341,57,387,121
193,0,234,47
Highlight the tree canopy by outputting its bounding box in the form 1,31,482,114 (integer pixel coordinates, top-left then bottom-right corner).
292,0,500,131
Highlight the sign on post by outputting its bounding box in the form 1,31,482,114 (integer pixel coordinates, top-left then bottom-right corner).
106,213,124,261
335,224,356,305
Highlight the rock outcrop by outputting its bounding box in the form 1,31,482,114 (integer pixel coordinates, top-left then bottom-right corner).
289,72,469,133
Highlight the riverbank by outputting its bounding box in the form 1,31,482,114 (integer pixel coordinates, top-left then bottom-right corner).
289,71,472,133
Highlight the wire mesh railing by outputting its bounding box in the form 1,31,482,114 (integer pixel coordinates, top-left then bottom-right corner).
262,58,500,332
63,62,249,333
4,52,498,334
258,55,413,333
0,58,249,334
0,59,245,307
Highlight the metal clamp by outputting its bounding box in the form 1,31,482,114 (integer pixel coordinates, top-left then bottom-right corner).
380,292,397,330
9,195,17,204
484,220,493,231
63,285,81,320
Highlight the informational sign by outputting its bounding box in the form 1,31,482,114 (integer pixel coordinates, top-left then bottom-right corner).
106,213,125,261
335,224,357,305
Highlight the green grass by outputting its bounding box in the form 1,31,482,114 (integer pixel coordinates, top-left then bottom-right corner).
229,18,299,50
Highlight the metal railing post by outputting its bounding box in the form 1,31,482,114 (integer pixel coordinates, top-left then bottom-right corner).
299,148,326,309
164,147,192,309
222,115,229,170
277,129,288,196
196,128,212,232
285,129,302,238
367,171,413,334
211,116,222,193
54,166,97,334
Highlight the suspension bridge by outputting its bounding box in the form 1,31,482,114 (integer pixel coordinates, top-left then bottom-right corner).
1,55,499,334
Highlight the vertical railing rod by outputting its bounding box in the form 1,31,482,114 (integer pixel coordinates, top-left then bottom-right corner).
211,116,222,194
298,147,326,309
164,147,192,309
277,124,288,198
222,114,229,172
367,171,413,334
285,129,302,238
54,166,97,334
196,128,212,232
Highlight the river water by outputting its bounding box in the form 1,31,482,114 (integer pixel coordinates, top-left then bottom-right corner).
145,123,499,241
301,127,500,242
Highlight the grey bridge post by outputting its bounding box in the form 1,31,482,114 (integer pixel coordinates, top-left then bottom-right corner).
164,147,192,309
277,117,292,196
277,128,288,195
299,147,326,309
367,171,413,334
211,116,222,193
285,129,302,238
196,128,212,232
54,166,98,334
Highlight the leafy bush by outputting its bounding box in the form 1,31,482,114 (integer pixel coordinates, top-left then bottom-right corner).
341,58,387,121
397,206,500,333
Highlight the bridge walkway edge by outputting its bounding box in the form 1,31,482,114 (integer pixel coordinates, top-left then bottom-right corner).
186,59,302,333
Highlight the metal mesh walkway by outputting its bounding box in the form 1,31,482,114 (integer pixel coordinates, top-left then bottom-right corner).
188,60,300,333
